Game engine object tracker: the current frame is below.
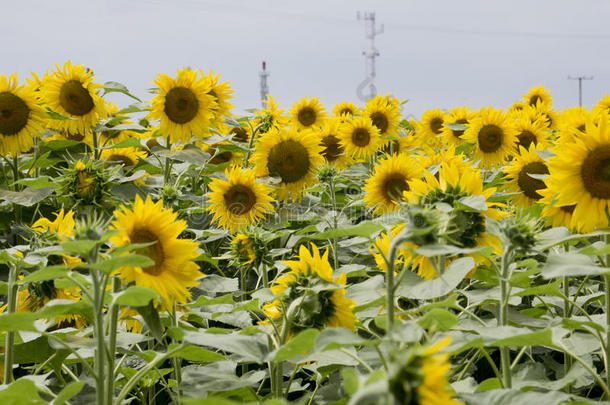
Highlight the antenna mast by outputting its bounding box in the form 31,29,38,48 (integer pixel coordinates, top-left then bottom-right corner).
356,11,384,101
568,75,593,107
259,61,270,107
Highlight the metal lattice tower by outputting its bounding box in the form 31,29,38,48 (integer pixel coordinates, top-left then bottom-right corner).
357,11,384,101
568,75,593,107
259,61,270,107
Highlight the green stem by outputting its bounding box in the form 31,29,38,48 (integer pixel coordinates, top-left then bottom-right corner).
498,247,512,389
243,123,264,167
3,262,19,383
605,272,610,392
90,246,106,405
92,129,99,160
328,175,339,270
261,262,269,289
11,156,21,228
163,136,172,187
171,303,183,403
385,230,408,334
106,276,120,405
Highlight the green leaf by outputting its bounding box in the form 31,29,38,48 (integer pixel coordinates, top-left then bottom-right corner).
0,312,38,332
53,381,85,405
14,177,55,189
0,378,46,405
199,275,238,292
169,344,226,362
456,195,487,212
460,389,571,405
0,187,54,207
20,265,69,283
396,257,475,299
310,221,384,240
444,122,468,131
36,299,92,323
478,326,554,347
417,308,458,331
61,239,98,256
315,327,366,351
102,81,142,101
156,146,211,166
135,301,164,343
272,329,319,361
86,254,155,274
183,330,268,363
542,252,608,278
45,107,74,120
180,361,266,394
104,137,144,149
114,286,159,307
39,139,82,151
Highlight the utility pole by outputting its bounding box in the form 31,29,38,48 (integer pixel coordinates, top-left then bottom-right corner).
259,61,269,107
356,11,383,101
568,75,593,106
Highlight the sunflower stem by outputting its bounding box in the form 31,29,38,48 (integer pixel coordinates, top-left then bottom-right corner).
328,175,339,270
499,246,512,389
11,155,21,228
89,247,106,405
164,136,172,187
261,262,269,289
605,232,610,392
171,303,183,402
385,230,408,334
105,275,120,405
3,261,19,383
92,129,100,160
243,123,264,168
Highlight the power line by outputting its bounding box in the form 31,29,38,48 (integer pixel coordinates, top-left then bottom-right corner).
568,75,594,106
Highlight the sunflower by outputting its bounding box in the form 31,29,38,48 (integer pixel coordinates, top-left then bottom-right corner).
523,85,552,107
539,185,578,231
557,106,588,144
98,101,138,146
531,101,559,131
289,97,328,130
231,233,257,265
254,95,289,134
415,145,467,178
148,67,217,144
100,146,145,168
591,94,610,119
332,101,359,118
199,140,244,166
252,127,324,201
200,69,234,128
381,134,414,157
40,61,108,135
363,94,401,139
503,145,549,208
338,116,382,159
545,114,610,232
364,154,422,214
418,108,447,146
110,194,203,310
32,208,75,239
370,224,408,274
462,107,517,169
0,73,46,156
510,108,550,150
316,117,351,169
262,243,357,334
207,165,275,233
416,337,463,405
439,106,474,147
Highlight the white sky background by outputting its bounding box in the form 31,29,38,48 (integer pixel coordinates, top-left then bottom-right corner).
3,0,610,118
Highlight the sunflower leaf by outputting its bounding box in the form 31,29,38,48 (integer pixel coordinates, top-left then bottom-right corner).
103,81,142,102
0,187,54,207
85,253,155,274
114,286,159,307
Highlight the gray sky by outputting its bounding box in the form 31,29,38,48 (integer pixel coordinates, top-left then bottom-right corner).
4,0,610,117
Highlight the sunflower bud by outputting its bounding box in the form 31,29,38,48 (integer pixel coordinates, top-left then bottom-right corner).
500,212,542,254
318,165,337,184
404,204,442,246
58,158,114,208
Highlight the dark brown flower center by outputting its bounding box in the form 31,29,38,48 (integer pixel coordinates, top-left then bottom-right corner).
297,107,316,127
383,174,409,202
224,184,256,215
517,161,548,200
339,108,354,116
267,139,311,183
321,134,343,162
529,95,541,106
65,131,85,141
230,126,249,143
581,145,610,199
164,86,199,124
370,112,389,134
517,130,538,149
210,150,233,165
451,118,468,138
0,91,30,135
577,124,586,132
478,124,504,153
131,229,165,276
352,128,371,147
105,154,135,167
429,117,443,135
59,80,95,116
560,204,576,214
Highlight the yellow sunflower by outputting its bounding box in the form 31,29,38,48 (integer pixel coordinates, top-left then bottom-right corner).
100,146,145,168
523,85,552,107
231,233,257,265
98,101,138,146
532,101,559,131
198,139,244,166
148,67,217,144
440,106,475,147
332,101,359,118
40,61,108,135
417,337,463,405
110,195,203,310
415,145,467,178
364,154,422,214
200,69,234,128
510,108,550,150
316,117,351,169
557,106,588,144
591,94,610,119
370,224,408,274
462,107,517,169
381,134,415,157
207,165,275,233
338,116,382,159
539,185,577,231
363,94,401,138
254,95,289,134
289,97,328,130
32,208,75,239
418,108,447,146
262,243,357,334
0,73,46,156
545,114,610,232
503,145,549,208
252,127,324,201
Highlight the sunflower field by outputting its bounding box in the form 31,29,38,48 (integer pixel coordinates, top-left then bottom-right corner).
1,62,610,405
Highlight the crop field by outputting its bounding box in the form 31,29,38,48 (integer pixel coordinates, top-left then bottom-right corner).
0,62,610,404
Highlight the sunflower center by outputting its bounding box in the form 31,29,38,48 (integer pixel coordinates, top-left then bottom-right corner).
230,126,249,143
352,128,371,147
66,132,85,141
517,130,537,149
321,135,343,162
224,184,257,215
560,204,576,214
59,80,95,116
430,117,443,135
105,154,135,167
577,124,586,132
268,139,311,183
297,107,316,127
451,118,468,138
581,145,610,199
164,86,199,124
542,113,553,128
131,229,165,276
370,112,389,133
529,95,541,106
339,108,353,116
384,175,409,202
478,124,504,153
210,151,233,165
0,92,30,135
517,161,548,200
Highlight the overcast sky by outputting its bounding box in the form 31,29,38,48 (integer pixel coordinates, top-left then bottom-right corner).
4,0,610,118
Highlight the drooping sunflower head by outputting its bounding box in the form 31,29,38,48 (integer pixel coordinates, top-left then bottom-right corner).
418,108,447,144
148,67,217,144
229,229,270,268
364,153,422,214
509,108,550,150
315,117,351,169
0,73,46,156
338,116,382,159
252,127,324,201
523,85,552,107
289,97,328,130
363,94,401,137
110,194,203,310
440,106,475,147
332,101,359,118
41,61,109,135
200,69,234,127
462,106,517,169
207,165,275,233
503,145,550,208
262,243,357,335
